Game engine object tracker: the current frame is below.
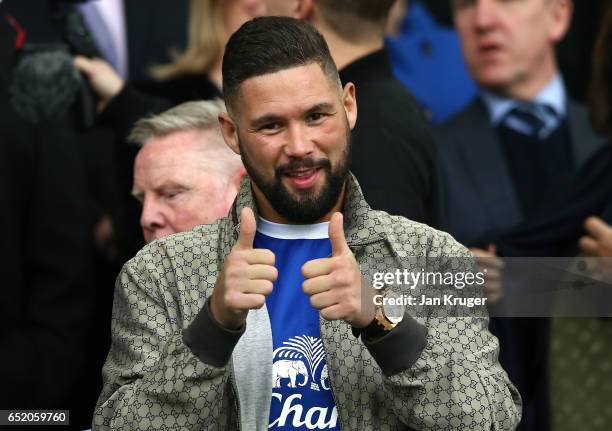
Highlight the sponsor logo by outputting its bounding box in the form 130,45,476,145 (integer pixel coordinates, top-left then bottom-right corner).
270,335,338,429
270,394,338,429
272,335,327,391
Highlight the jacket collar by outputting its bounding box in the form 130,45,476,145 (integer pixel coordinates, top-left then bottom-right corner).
224,172,387,250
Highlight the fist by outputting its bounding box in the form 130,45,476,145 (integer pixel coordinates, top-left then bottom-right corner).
210,208,277,330
301,213,375,328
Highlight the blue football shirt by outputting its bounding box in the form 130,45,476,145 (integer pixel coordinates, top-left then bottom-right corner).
254,218,341,430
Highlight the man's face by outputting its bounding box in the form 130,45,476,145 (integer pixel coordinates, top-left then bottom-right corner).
221,63,357,224
133,130,232,243
452,0,571,96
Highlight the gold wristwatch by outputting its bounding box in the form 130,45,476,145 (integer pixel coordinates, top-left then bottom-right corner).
362,288,405,339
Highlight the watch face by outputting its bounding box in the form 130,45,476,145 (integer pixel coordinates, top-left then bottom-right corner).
383,290,405,324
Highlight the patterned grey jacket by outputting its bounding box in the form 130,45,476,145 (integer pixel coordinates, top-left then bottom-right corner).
94,175,521,430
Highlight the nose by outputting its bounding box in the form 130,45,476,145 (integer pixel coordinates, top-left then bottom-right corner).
474,0,497,31
283,123,315,159
140,196,166,243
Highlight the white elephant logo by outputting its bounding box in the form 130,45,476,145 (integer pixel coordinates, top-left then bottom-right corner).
320,364,330,390
272,335,327,392
273,359,308,388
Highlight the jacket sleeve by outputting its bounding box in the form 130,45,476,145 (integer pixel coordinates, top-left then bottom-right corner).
93,252,242,430
370,315,522,430
362,244,522,430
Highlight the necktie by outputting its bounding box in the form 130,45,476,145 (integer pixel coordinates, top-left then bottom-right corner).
77,2,121,77
504,103,558,139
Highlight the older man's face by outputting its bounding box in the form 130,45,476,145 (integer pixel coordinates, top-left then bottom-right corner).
452,0,571,96
133,130,233,243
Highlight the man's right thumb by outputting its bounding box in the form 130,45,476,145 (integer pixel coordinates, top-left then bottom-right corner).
236,207,256,249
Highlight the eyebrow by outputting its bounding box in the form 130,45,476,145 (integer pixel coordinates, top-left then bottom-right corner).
131,181,188,199
305,102,336,115
249,102,337,129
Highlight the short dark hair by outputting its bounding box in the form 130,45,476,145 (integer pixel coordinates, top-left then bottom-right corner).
222,16,339,114
317,0,396,41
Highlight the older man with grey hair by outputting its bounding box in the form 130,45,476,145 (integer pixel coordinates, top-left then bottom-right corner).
129,99,245,243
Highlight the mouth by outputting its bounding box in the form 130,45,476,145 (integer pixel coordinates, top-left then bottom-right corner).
283,167,322,189
478,42,503,59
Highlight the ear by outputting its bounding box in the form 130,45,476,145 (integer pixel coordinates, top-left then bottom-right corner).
297,0,315,20
218,112,241,155
342,82,358,130
549,0,573,43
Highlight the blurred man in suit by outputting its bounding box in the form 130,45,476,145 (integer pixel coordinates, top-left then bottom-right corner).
129,100,245,244
77,0,188,81
3,0,188,82
435,0,607,430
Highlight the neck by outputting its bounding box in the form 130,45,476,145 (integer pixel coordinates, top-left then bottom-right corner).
251,182,346,225
314,21,384,71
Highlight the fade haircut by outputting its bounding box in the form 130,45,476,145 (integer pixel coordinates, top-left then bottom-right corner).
222,16,340,115
317,0,396,42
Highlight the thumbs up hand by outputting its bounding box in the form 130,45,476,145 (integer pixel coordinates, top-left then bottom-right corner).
301,213,375,328
210,207,277,330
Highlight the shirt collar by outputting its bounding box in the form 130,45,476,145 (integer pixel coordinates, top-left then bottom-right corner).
480,73,567,126
256,217,329,240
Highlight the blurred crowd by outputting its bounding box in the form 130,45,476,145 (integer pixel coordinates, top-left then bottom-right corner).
0,0,610,429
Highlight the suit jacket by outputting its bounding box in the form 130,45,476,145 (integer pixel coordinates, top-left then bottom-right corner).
477,143,612,257
340,48,440,227
0,93,95,411
434,97,607,247
124,0,188,81
433,95,607,431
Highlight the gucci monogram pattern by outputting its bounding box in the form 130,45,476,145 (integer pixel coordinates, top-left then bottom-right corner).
93,175,521,430
550,317,612,431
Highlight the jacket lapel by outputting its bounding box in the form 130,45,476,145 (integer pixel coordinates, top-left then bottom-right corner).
458,100,523,230
567,101,608,167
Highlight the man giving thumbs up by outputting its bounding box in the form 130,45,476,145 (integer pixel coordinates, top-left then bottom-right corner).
95,17,521,431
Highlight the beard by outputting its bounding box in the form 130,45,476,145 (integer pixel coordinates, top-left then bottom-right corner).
238,127,352,224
